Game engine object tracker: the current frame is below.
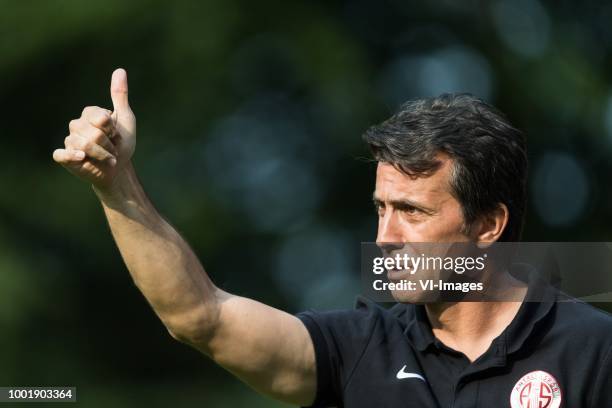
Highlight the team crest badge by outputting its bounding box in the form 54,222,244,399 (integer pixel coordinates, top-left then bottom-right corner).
510,370,562,408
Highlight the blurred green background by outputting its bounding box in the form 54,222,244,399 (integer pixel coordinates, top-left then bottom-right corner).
2,0,612,406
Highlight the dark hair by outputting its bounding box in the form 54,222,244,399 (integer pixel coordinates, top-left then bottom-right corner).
363,93,527,242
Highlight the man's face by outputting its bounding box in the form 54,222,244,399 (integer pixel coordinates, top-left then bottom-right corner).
373,155,471,302
374,156,468,243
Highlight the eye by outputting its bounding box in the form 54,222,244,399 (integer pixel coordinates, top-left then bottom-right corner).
373,201,385,216
397,203,421,215
403,205,419,214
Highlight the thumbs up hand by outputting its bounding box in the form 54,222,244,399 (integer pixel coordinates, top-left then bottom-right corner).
53,68,137,191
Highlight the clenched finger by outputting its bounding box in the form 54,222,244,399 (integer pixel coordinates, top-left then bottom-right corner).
53,148,86,164
82,106,114,135
73,124,117,156
70,117,115,148
65,134,116,165
92,130,117,156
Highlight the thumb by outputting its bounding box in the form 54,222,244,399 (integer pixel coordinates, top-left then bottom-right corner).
110,68,130,114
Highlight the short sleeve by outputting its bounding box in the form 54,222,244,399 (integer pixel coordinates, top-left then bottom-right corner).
295,296,385,407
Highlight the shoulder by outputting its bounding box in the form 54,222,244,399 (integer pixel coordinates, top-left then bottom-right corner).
551,298,612,349
296,296,412,341
554,298,612,331
554,302,612,407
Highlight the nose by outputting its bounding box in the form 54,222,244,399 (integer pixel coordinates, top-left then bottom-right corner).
376,211,404,250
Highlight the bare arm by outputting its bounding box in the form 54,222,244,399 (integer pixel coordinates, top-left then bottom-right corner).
53,69,316,406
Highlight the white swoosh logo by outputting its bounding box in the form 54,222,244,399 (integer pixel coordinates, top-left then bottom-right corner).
396,365,426,382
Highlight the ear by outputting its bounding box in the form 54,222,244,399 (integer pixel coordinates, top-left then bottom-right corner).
474,203,509,245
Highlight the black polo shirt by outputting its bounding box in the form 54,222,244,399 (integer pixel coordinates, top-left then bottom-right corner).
296,267,612,407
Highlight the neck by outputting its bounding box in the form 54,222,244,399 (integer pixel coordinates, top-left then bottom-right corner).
424,271,528,362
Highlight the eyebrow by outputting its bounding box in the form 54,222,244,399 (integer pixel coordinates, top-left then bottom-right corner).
372,193,435,215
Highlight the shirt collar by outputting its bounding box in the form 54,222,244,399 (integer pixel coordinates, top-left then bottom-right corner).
501,263,557,354
403,263,557,357
404,303,436,352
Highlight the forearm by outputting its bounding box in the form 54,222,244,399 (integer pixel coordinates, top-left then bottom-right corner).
93,162,219,345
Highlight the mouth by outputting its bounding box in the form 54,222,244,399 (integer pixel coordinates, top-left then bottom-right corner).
385,258,415,281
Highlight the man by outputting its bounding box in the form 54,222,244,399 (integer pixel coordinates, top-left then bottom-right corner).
53,69,612,407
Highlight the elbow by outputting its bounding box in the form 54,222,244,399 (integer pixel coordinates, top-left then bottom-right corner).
167,326,191,344
164,305,220,351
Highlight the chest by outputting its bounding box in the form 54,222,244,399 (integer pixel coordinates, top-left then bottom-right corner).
341,341,593,408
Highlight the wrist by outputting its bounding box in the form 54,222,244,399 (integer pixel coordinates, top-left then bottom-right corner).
92,161,139,205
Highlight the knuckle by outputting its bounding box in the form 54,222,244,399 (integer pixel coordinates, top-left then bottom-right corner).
81,106,96,116
94,114,111,128
83,106,110,127
68,119,80,132
83,140,95,152
71,136,85,150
